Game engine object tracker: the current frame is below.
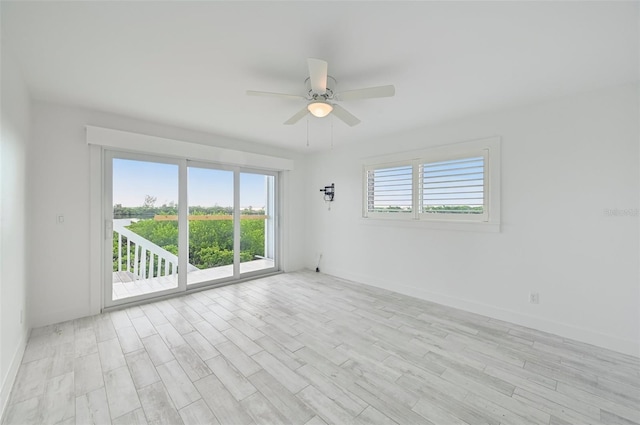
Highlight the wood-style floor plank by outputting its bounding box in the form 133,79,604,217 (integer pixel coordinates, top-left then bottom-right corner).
155,360,200,410
178,399,220,425
103,366,141,419
3,271,639,425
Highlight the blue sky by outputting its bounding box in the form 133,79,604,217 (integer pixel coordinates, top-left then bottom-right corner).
113,159,268,208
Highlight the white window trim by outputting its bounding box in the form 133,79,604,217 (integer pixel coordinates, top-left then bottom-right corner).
418,149,489,222
361,136,501,232
86,125,294,171
363,160,416,220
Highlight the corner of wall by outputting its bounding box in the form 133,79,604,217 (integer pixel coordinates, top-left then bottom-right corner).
0,332,27,422
0,49,33,421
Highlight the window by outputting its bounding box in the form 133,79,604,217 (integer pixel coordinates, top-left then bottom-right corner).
363,137,500,227
420,152,488,221
366,163,414,215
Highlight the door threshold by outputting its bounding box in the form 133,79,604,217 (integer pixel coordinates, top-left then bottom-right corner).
102,270,283,313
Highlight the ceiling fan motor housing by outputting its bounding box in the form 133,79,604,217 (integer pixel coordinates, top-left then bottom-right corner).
305,76,336,100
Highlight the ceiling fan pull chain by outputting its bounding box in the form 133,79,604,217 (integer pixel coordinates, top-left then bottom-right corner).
306,117,310,147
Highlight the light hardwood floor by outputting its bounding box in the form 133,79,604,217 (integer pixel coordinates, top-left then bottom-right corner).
3,271,639,425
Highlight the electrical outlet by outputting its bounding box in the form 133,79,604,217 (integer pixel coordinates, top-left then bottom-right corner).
529,292,540,304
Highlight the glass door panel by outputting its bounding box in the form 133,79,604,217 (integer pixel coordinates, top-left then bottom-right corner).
111,158,180,302
106,152,279,308
187,166,235,285
240,172,276,274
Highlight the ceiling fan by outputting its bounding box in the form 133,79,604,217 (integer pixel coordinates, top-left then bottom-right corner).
247,58,395,127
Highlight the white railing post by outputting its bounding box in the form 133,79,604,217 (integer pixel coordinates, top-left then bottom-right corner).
149,252,155,279
133,244,139,278
141,248,147,279
127,238,131,273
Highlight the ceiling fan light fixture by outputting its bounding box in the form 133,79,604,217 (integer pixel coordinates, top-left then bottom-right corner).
307,101,333,118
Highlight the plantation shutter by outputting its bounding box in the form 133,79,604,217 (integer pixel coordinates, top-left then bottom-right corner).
366,164,413,214
420,154,486,216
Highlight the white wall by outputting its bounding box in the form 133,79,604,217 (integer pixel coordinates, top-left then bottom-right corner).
17,82,640,358
0,54,31,415
29,101,307,327
305,83,639,356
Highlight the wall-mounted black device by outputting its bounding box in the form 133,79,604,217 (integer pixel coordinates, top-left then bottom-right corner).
320,183,335,202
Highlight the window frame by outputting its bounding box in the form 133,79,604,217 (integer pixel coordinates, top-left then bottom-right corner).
362,137,500,230
103,150,281,309
363,160,417,220
418,149,489,222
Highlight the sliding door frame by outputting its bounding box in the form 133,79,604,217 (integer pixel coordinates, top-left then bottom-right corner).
238,166,279,279
103,150,280,309
184,161,279,290
104,150,187,308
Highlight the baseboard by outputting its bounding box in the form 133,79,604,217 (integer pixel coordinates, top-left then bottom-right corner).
0,330,28,422
320,267,640,358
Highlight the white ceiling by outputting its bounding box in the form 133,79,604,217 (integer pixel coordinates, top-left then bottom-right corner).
2,1,638,151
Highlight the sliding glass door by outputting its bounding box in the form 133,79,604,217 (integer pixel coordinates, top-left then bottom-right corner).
240,172,276,275
105,152,278,307
187,166,235,285
108,154,184,304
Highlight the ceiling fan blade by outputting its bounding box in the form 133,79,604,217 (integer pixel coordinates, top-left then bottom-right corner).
284,107,309,125
246,90,305,100
331,104,361,127
335,85,395,101
307,58,328,94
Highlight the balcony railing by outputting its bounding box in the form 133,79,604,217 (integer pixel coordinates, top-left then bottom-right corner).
113,219,198,281
112,217,275,301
